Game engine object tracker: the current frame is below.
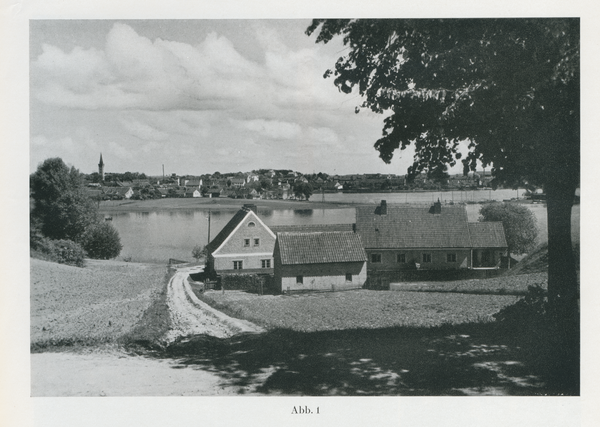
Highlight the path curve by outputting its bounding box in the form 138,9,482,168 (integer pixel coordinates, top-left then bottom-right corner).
163,266,264,344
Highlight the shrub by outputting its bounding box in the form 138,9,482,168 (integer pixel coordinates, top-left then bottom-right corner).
479,202,538,255
492,285,547,325
31,237,85,267
82,222,123,259
191,244,207,261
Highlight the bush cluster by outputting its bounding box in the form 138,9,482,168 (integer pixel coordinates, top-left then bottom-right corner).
82,222,123,260
30,157,123,263
31,238,86,267
492,285,547,325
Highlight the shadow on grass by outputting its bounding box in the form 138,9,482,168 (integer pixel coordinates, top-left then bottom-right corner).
139,322,578,396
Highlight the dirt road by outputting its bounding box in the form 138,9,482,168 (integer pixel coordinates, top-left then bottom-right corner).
31,264,267,396
31,347,247,396
162,266,264,344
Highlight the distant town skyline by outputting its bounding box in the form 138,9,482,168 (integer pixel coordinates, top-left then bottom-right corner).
30,20,472,177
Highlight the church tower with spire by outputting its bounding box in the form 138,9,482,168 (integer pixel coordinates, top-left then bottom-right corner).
98,153,105,181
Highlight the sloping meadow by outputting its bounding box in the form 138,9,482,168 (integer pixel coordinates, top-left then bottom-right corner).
30,258,169,350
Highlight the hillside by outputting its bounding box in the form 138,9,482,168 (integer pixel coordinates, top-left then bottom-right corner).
503,242,580,276
30,258,168,349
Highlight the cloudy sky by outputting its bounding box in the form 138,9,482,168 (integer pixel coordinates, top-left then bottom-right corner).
29,19,432,176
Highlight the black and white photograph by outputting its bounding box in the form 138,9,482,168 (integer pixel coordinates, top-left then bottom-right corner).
2,1,597,426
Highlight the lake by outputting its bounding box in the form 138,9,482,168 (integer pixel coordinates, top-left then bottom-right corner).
103,190,579,263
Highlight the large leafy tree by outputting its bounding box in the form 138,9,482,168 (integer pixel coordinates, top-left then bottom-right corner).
294,182,313,200
30,157,100,242
307,19,579,325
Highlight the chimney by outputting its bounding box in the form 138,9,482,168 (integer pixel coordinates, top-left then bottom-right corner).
243,204,258,215
430,199,442,214
377,200,387,215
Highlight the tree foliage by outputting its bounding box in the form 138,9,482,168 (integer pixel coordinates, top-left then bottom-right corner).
192,244,207,261
293,182,313,200
82,222,123,260
31,157,125,263
30,158,100,242
42,191,100,241
307,19,579,327
479,202,538,255
307,19,579,188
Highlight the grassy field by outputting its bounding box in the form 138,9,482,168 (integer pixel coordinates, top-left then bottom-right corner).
390,272,549,294
30,258,170,350
197,287,521,332
31,257,578,395
182,268,577,395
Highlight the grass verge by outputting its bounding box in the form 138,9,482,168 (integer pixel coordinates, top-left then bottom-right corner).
119,269,175,351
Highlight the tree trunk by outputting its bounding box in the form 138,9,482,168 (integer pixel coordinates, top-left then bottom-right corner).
543,180,580,394
545,181,579,325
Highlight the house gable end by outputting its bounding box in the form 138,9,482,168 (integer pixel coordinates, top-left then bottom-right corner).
212,210,276,256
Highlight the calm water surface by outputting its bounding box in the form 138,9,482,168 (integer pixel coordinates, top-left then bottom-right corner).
108,207,356,263
105,190,577,263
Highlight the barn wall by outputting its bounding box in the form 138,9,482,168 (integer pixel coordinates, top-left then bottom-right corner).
365,248,471,271
278,261,367,293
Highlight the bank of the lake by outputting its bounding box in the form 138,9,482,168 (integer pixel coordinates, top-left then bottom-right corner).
97,190,578,264
98,196,354,213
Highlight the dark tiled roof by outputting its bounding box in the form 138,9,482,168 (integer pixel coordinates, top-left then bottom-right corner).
269,224,354,234
468,222,508,248
206,208,251,254
355,204,472,249
276,232,367,265
104,187,131,196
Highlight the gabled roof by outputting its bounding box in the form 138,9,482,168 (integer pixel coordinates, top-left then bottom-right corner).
355,204,472,248
269,224,354,234
468,222,508,248
206,207,275,255
276,232,367,265
206,209,251,255
106,187,132,195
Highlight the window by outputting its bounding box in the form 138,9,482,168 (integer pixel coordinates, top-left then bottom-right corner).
233,260,243,270
346,273,352,282
254,238,260,246
481,252,490,263
397,253,406,263
296,275,303,284
247,222,256,227
243,239,250,247
422,253,432,263
447,253,457,262
261,259,271,268
371,253,382,263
